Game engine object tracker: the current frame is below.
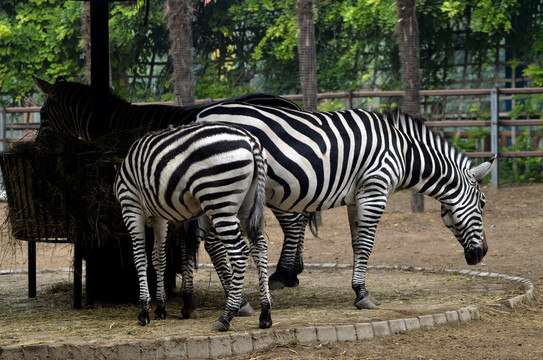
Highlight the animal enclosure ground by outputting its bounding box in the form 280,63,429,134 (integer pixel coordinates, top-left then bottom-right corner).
0,184,542,359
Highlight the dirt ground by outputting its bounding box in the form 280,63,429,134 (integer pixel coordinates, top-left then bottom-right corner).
1,184,542,359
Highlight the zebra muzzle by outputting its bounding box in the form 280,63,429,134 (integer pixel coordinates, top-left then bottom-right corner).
464,232,488,265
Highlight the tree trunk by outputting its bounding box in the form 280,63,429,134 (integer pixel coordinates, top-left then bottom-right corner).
297,0,321,224
397,0,424,213
81,2,91,84
297,0,318,112
166,0,195,106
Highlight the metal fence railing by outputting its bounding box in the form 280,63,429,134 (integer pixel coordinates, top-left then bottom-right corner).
2,87,542,187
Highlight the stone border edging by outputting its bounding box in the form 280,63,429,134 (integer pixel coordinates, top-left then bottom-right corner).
0,264,535,360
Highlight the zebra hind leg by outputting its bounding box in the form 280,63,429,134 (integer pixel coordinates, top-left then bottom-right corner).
210,228,251,332
269,212,308,290
180,218,205,319
204,231,255,318
151,218,169,320
248,232,272,329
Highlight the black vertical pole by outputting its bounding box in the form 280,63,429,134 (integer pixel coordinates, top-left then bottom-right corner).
90,0,109,136
87,0,109,308
28,241,36,298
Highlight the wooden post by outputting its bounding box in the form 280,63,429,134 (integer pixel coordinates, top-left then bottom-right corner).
490,87,499,187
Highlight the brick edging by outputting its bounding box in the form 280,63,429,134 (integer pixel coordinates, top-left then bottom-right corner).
0,265,535,360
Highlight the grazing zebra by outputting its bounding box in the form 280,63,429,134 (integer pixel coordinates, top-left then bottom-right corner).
32,75,311,312
196,103,495,309
114,122,271,331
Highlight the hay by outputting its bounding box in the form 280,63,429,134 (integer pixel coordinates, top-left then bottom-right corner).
0,267,524,347
0,130,130,255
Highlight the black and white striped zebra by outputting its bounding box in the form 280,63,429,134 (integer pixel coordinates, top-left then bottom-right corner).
32,75,311,311
32,76,301,141
196,103,495,309
114,122,271,331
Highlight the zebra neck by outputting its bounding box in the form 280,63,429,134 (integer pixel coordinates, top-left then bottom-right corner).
401,141,471,202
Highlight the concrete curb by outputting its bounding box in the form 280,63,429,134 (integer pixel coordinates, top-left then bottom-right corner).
0,265,535,360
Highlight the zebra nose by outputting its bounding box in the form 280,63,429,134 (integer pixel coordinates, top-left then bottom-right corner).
465,246,483,265
464,241,487,265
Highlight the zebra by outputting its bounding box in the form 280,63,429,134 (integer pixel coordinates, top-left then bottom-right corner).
195,103,495,309
114,122,271,331
32,75,301,141
32,75,311,312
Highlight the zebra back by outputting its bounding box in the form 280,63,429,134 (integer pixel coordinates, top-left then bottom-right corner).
196,102,488,211
33,76,301,142
116,122,267,224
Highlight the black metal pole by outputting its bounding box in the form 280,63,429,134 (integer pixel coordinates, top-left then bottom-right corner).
90,0,110,135
87,0,109,307
28,241,36,298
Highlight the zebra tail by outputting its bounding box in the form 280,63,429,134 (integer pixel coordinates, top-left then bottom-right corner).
307,213,319,238
246,141,267,241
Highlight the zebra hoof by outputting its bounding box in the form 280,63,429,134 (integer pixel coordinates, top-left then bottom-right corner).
181,296,198,319
269,270,299,290
212,318,230,332
237,299,255,317
354,293,379,309
181,307,199,319
268,279,285,290
138,309,151,326
154,305,167,320
368,294,380,306
259,309,272,329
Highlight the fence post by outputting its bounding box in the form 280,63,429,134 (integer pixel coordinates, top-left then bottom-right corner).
0,107,5,152
490,87,499,187
345,91,353,110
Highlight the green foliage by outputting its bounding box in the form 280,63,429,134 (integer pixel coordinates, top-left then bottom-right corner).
318,99,347,112
509,94,543,119
1,0,543,122
0,0,84,106
108,1,170,102
468,103,490,120
440,0,520,34
523,65,543,87
499,129,543,184
448,124,490,153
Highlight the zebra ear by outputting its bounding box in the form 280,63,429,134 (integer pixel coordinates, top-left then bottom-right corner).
470,155,497,181
32,76,54,96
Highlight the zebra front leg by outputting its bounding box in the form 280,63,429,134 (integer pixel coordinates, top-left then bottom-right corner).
211,230,251,332
204,233,254,317
269,212,308,290
348,193,385,309
151,218,169,320
249,233,272,329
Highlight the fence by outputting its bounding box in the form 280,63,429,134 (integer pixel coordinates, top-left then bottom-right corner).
1,87,542,187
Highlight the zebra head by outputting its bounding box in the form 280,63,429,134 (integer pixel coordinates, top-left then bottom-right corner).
33,75,94,140
440,157,496,265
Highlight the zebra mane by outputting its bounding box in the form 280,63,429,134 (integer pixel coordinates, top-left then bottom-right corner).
52,78,131,108
379,109,472,169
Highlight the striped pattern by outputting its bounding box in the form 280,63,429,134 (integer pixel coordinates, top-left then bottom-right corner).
196,104,494,308
33,76,301,141
33,75,308,309
114,122,271,330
